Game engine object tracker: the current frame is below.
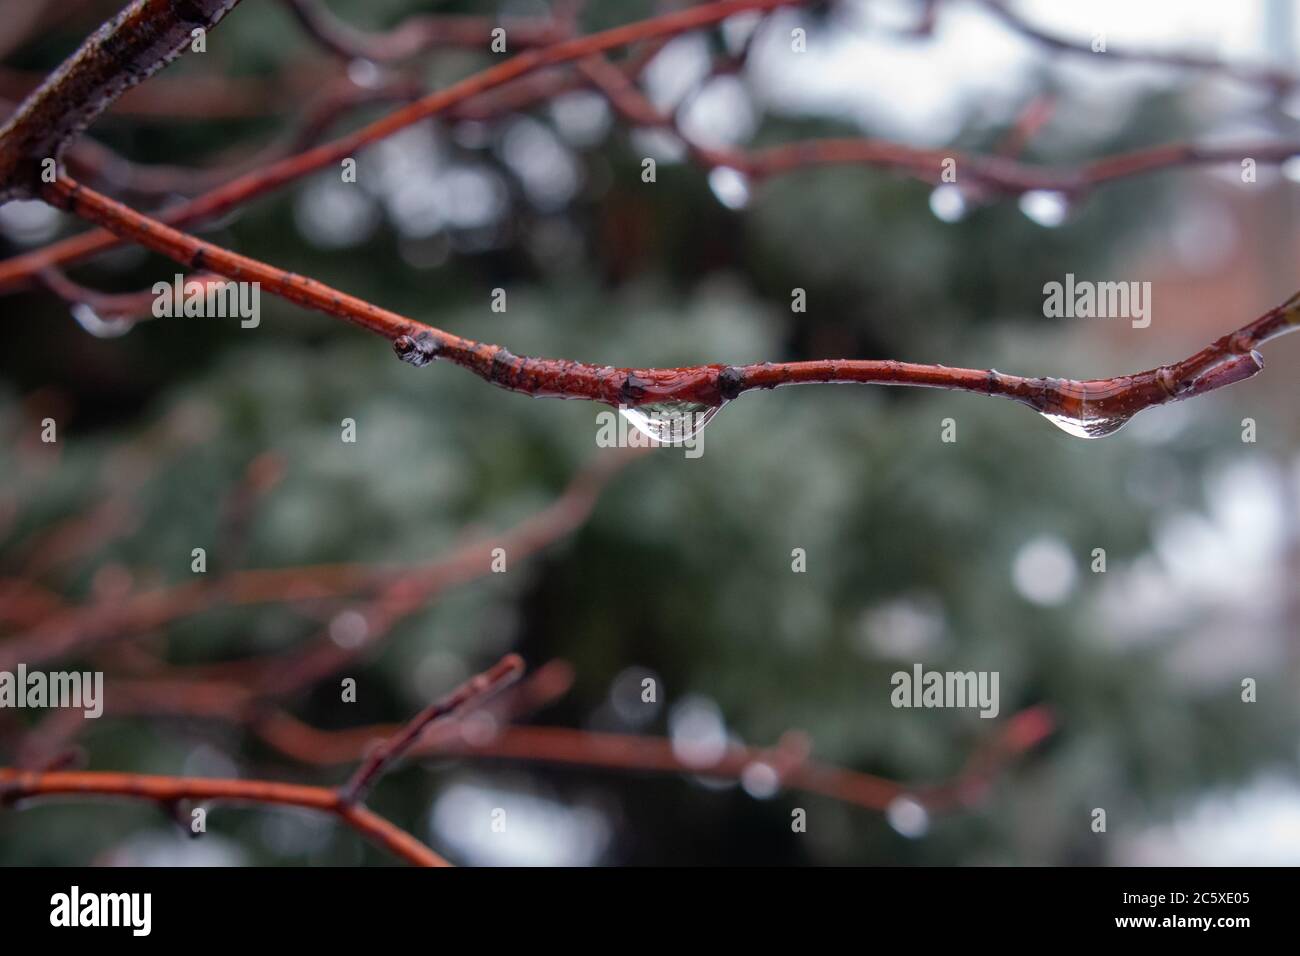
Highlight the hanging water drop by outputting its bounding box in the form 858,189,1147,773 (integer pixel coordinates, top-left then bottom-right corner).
1018,189,1071,228
620,400,721,444
928,184,968,223
71,302,133,339
707,167,751,210
1038,408,1134,439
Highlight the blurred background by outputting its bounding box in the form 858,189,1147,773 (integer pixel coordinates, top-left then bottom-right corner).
1,0,1299,865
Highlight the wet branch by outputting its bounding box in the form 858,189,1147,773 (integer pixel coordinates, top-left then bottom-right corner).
41,174,1300,439
576,53,1300,195
0,0,242,201
0,765,448,866
0,447,639,674
270,704,1056,814
339,654,525,805
1,0,1296,291
26,663,1055,817
0,0,809,289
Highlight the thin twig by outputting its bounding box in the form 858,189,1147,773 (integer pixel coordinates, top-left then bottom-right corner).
0,766,449,866
0,0,812,287
282,0,574,61
0,447,639,672
339,654,525,805
0,0,243,200
41,175,1300,441
976,0,1298,93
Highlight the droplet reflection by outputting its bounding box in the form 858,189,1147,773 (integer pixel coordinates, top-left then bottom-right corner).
620,400,721,444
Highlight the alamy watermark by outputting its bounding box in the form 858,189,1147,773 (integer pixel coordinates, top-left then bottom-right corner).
0,664,103,718
890,664,999,718
152,273,260,327
1043,273,1151,329
50,886,150,936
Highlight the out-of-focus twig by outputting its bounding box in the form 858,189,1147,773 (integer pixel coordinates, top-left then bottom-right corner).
0,448,640,672
0,765,449,866
282,0,575,61
339,654,524,805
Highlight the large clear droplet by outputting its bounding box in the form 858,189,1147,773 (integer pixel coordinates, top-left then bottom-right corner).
708,166,751,209
928,184,968,222
71,303,133,338
1018,189,1071,228
1039,408,1133,439
620,400,721,444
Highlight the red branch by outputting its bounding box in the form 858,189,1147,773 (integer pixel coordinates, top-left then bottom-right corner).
0,659,548,864
2,0,1296,289
0,0,242,200
0,0,809,288
339,654,525,805
0,766,448,866
282,0,575,61
270,705,1056,814
40,175,1300,439
577,52,1300,194
0,447,639,673
13,661,1054,818
976,0,1298,93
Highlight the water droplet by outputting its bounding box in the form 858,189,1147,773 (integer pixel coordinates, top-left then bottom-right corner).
620,400,721,444
740,761,780,799
329,609,369,649
708,166,751,209
71,303,133,338
1011,535,1077,605
347,58,381,89
928,184,968,222
669,696,728,768
1282,156,1300,183
1039,409,1133,439
1018,189,1071,228
0,199,61,245
886,795,930,838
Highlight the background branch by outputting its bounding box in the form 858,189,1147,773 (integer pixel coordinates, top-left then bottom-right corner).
0,0,243,200
0,765,448,866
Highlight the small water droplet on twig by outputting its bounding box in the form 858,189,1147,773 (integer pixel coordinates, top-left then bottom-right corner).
71,302,133,338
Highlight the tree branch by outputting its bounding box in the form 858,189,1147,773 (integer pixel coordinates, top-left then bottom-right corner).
976,0,1298,93
40,175,1299,441
0,0,242,200
0,447,639,673
0,766,448,866
271,706,1055,813
0,0,809,289
576,51,1300,194
282,0,574,62
339,654,525,805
